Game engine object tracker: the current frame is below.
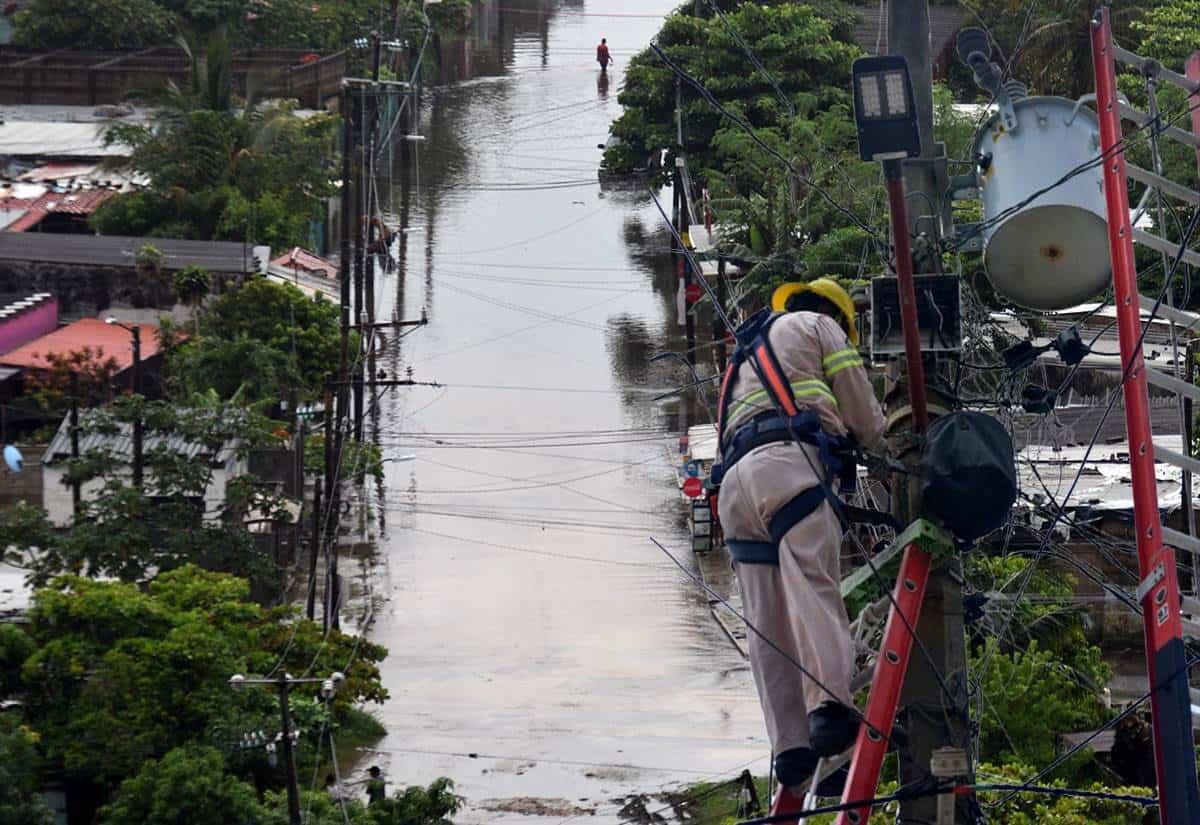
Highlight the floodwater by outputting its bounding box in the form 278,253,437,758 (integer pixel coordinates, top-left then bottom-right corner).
350,1,765,818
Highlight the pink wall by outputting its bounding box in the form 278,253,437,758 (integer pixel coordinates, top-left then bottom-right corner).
0,298,59,355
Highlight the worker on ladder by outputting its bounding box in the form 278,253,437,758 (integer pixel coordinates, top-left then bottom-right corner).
712,278,885,794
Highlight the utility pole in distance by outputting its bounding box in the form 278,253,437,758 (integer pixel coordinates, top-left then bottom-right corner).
330,84,354,633
886,4,969,822
229,671,346,825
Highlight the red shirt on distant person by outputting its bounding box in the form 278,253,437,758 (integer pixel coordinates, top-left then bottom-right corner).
597,39,611,71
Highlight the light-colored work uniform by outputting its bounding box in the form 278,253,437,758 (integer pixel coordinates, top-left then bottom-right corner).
717,311,885,757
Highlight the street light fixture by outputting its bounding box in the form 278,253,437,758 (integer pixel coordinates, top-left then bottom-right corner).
851,56,921,163
105,316,144,487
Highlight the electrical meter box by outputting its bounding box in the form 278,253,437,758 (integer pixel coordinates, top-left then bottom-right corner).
870,275,962,357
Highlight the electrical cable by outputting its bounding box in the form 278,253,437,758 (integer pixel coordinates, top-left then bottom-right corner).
647,43,886,247
974,206,1200,692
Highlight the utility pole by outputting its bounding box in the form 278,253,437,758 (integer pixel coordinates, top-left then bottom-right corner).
364,32,383,458
131,325,143,489
107,318,144,488
886,4,968,822
321,386,335,629
331,85,354,633
229,671,346,825
353,91,366,444
69,372,80,514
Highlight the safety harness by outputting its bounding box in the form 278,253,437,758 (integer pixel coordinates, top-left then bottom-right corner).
710,309,883,566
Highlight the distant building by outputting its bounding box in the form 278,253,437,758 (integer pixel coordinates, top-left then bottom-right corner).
40,410,247,527
0,316,163,395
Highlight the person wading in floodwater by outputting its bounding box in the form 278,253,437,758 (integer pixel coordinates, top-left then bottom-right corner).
596,38,611,73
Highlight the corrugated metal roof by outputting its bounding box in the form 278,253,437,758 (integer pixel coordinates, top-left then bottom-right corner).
42,408,236,465
0,317,160,371
0,232,258,272
0,120,130,159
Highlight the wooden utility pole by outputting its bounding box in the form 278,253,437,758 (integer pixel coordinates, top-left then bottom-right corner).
887,4,969,822
69,373,80,514
330,85,354,633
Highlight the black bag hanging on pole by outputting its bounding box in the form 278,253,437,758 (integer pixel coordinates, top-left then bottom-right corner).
919,411,1016,541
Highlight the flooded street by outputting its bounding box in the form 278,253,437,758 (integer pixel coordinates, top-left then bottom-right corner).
353,0,765,817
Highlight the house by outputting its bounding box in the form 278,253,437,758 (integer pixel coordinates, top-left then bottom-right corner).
0,292,56,355
40,409,247,527
0,188,117,233
0,317,163,395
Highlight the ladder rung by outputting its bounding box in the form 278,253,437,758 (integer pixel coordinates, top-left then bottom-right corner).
1156,444,1200,476
1163,525,1200,556
1120,103,1200,150
1112,45,1200,94
1133,228,1200,269
1127,164,1200,207
1139,294,1200,333
1146,364,1200,403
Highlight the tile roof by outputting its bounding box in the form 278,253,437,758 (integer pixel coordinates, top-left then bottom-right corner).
3,188,116,231
0,317,160,372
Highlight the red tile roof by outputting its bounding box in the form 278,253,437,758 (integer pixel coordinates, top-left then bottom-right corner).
3,189,117,232
0,318,161,372
271,246,338,279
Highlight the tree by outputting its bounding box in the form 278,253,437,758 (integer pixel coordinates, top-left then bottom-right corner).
0,716,54,825
12,0,173,49
93,27,338,249
99,745,265,825
1133,0,1200,65
12,567,386,819
201,278,345,398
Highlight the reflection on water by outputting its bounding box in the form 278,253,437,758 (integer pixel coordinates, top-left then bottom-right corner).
352,2,762,818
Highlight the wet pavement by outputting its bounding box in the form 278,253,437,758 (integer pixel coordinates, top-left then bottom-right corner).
346,1,766,819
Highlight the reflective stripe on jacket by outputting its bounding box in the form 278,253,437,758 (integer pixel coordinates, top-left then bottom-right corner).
720,311,884,449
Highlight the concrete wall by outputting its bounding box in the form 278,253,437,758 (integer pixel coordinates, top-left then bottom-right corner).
0,261,243,319
0,443,43,510
0,296,57,354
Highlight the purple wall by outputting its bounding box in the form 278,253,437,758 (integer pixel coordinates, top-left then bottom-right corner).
0,298,59,355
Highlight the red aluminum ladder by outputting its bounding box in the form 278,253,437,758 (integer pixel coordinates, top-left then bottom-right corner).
1089,9,1200,823
766,519,954,825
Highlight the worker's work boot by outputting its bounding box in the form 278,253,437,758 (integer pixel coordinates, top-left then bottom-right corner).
807,702,859,757
773,747,847,796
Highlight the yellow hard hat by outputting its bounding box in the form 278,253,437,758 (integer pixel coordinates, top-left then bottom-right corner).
771,278,859,345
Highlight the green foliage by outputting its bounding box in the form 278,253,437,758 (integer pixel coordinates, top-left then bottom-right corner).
99,744,264,825
304,433,385,481
368,778,463,825
0,716,54,825
1134,0,1200,64
14,567,386,793
973,640,1113,768
98,85,337,248
200,278,344,399
168,334,299,406
976,761,1152,824
12,0,174,49
958,0,1148,99
0,624,35,698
